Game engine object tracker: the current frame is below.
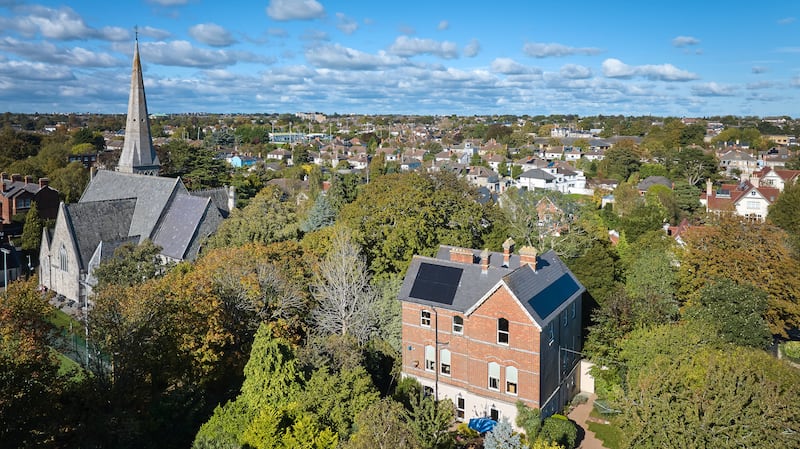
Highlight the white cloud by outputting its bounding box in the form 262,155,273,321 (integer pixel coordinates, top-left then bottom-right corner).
0,60,74,80
672,36,700,47
389,36,458,59
305,43,403,70
746,81,775,90
559,64,592,79
267,28,289,37
0,37,119,67
189,23,236,47
602,58,698,81
464,39,480,57
336,13,358,35
778,17,796,25
137,40,268,68
437,20,449,31
491,58,536,75
792,76,800,87
266,0,325,21
140,26,172,40
523,42,602,58
691,82,736,96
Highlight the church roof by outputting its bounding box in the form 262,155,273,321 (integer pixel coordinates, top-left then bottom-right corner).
64,198,137,270
79,170,186,241
152,194,212,260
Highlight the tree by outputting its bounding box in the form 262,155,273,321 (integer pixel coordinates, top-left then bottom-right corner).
539,415,577,449
301,194,336,233
685,279,771,349
619,324,800,449
20,201,43,252
309,229,378,344
484,418,523,449
604,145,641,181
207,185,299,249
404,394,455,449
49,161,88,203
768,179,800,254
678,217,800,337
92,240,168,291
346,399,417,449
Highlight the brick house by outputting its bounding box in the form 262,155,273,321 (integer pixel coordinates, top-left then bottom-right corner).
398,241,585,424
0,174,60,224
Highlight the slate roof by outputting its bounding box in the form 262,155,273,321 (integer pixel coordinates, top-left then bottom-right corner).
190,187,231,217
79,170,185,241
64,198,136,270
1,181,40,198
519,168,556,181
637,176,673,191
399,245,585,326
152,194,210,260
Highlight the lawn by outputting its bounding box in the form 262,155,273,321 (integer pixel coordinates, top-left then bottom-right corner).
588,420,623,449
49,308,82,334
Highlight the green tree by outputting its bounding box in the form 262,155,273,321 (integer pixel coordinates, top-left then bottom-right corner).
404,394,455,449
20,201,43,252
768,179,800,254
301,194,336,233
207,185,299,249
346,399,417,449
92,240,168,291
484,418,523,449
49,161,88,203
685,279,771,348
604,144,641,181
539,415,577,449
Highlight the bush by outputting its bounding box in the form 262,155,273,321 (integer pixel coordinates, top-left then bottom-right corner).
540,415,577,449
783,341,800,362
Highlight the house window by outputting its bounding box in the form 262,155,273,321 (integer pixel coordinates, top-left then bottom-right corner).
59,245,68,271
421,310,431,327
453,316,464,334
498,318,509,345
488,362,500,390
425,345,435,371
490,407,500,421
440,349,451,376
456,396,465,420
16,198,31,209
506,366,518,395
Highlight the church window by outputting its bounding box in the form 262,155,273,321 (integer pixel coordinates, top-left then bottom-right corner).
59,245,68,271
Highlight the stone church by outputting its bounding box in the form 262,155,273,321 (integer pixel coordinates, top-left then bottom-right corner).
39,38,233,303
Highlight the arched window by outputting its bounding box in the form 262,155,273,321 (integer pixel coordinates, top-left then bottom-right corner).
488,362,500,390
498,317,509,344
440,349,451,375
453,316,464,334
59,245,68,271
506,366,518,395
425,345,435,371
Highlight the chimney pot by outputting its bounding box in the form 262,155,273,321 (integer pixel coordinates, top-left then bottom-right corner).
502,238,515,267
519,246,538,271
11,174,22,182
0,173,7,181
24,175,33,184
38,178,49,188
706,179,713,198
449,247,475,264
480,249,490,274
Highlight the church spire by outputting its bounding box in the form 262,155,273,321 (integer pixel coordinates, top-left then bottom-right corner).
117,34,160,175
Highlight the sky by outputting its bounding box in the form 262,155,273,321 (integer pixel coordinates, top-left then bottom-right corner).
0,0,799,117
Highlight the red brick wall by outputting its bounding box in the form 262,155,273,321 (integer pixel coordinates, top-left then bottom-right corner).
401,284,543,409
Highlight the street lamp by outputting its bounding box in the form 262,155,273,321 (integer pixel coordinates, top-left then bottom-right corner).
1,247,10,294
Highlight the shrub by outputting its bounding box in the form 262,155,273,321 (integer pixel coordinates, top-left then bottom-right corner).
540,415,577,449
783,341,800,362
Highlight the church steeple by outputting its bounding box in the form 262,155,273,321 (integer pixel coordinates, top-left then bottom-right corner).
117,33,160,175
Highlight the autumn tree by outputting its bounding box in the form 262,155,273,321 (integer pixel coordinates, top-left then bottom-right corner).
768,179,800,254
677,217,800,336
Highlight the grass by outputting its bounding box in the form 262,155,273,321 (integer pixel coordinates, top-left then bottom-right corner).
52,348,86,381
588,420,623,449
49,308,83,335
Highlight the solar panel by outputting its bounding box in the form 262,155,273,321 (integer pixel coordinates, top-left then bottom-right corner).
528,273,579,319
409,262,463,305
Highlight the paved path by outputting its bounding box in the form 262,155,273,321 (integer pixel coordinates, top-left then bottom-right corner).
568,394,607,449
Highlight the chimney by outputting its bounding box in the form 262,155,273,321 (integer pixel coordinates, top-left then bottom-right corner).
38,178,49,188
11,174,22,182
706,179,713,198
0,173,7,181
24,175,33,184
227,185,236,211
502,238,515,267
480,249,490,274
749,174,759,188
519,246,538,271
449,247,474,264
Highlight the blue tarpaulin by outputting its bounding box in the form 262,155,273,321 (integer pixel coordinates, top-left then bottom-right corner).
468,417,497,433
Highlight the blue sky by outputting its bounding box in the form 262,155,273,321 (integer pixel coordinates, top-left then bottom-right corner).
0,0,798,117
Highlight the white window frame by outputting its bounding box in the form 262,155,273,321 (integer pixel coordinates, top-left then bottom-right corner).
452,315,464,334
506,366,518,395
440,349,451,376
456,396,465,421
488,362,500,391
425,345,435,371
498,317,509,345
421,310,431,327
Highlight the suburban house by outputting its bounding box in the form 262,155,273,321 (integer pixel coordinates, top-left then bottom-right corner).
516,165,587,193
399,241,586,425
753,166,800,191
39,38,232,304
718,149,758,177
0,174,59,225
701,178,779,221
